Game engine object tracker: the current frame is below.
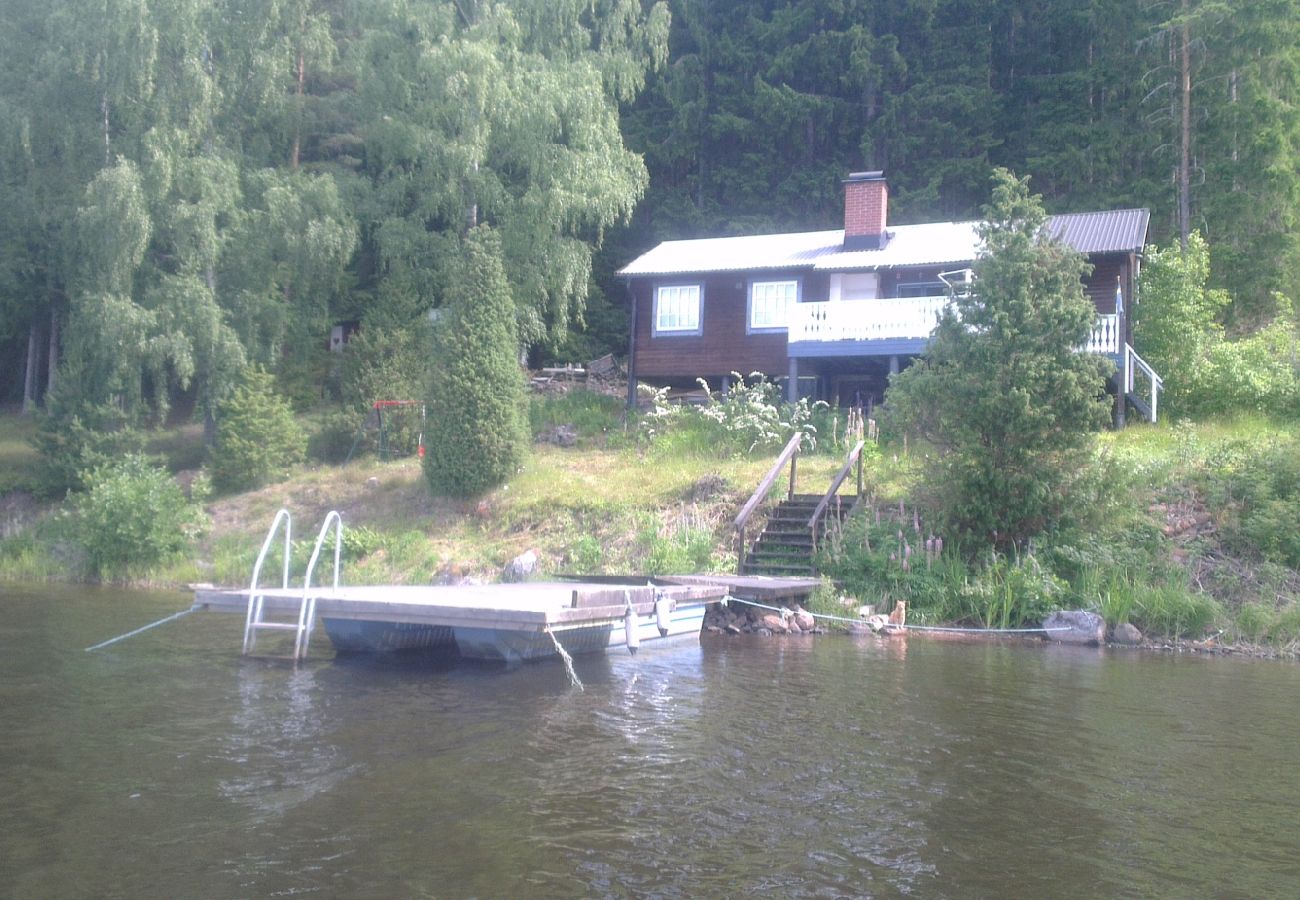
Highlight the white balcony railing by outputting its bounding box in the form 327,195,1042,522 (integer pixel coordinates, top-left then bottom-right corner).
790,296,948,344
790,299,1123,356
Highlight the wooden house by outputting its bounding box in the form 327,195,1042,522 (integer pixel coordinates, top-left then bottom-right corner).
619,172,1160,423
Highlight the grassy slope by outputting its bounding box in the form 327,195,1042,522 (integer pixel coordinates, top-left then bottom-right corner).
195,443,852,587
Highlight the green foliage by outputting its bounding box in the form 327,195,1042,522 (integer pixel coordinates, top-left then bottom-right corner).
1131,585,1222,639
66,454,206,580
529,389,625,443
209,367,306,493
885,171,1112,555
341,320,435,416
1202,435,1300,569
642,509,717,576
423,227,529,497
32,385,144,497
1135,234,1231,418
1137,237,1300,420
634,373,826,458
307,410,363,464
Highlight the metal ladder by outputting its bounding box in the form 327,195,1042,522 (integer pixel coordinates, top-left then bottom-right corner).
242,509,344,661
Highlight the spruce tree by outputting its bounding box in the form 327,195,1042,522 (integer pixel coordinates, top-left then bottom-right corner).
886,170,1112,553
424,227,529,498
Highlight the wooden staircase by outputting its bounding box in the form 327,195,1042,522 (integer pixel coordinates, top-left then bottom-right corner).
734,433,868,579
740,493,853,577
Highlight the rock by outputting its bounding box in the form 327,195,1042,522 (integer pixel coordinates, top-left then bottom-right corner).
724,624,743,635
1112,622,1144,645
756,627,773,637
705,625,724,634
502,549,539,582
793,609,816,632
759,613,789,634
1042,610,1106,645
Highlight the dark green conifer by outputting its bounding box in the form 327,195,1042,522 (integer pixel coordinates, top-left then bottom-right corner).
886,170,1112,553
424,227,529,497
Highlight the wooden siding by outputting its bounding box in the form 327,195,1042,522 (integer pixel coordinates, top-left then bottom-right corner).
631,273,791,379
628,252,1137,385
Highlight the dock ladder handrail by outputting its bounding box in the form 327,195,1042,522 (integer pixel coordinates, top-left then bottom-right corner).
295,511,344,660
242,509,293,654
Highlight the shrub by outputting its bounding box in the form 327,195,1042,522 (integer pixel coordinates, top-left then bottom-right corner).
32,385,144,497
67,455,206,580
209,367,306,493
424,227,530,497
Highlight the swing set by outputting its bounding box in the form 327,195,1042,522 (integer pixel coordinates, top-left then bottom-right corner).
344,400,426,463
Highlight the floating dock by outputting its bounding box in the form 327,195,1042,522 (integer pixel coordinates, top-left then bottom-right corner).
195,581,726,663
194,575,822,664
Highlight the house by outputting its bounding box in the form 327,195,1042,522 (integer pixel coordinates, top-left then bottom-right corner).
618,172,1160,423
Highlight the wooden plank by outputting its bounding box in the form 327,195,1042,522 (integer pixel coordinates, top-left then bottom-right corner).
571,586,655,609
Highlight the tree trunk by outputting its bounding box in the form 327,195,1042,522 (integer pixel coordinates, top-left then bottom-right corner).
22,323,39,415
46,309,59,397
1178,0,1192,251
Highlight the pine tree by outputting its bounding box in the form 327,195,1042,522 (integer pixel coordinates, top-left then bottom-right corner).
424,227,529,498
885,170,1113,553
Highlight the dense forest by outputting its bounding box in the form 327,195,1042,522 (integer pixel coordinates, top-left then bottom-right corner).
2,0,1298,422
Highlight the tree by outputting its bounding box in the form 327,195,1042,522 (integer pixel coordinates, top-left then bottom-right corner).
423,226,529,497
885,170,1113,554
210,366,306,493
1133,232,1229,418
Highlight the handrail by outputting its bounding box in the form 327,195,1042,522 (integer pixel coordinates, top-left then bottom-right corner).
1125,345,1163,423
734,432,803,574
807,440,866,550
297,510,343,659
243,509,292,654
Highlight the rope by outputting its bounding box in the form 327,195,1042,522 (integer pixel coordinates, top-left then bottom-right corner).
545,629,584,691
84,605,200,652
723,596,1071,634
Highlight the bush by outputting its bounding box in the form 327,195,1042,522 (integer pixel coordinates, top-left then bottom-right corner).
635,374,826,458
32,385,144,497
67,455,206,580
209,367,306,492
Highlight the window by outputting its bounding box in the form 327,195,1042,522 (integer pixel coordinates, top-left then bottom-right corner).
748,279,798,331
896,281,945,298
653,284,702,335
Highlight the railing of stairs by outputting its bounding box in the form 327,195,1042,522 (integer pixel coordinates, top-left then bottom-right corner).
1124,344,1163,423
734,432,804,575
808,439,866,554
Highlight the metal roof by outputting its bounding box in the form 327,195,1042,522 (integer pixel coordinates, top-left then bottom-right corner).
1045,208,1150,255
618,209,1150,278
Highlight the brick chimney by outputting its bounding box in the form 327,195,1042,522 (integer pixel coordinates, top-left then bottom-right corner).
843,171,888,250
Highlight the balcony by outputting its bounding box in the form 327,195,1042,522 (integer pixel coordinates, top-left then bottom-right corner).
788,297,1122,358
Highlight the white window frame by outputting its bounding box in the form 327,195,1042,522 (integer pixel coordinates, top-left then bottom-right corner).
747,278,800,333
653,283,703,336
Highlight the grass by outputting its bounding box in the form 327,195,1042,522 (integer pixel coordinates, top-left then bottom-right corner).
0,411,40,494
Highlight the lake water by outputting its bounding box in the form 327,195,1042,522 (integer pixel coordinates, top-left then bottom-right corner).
3,584,1299,898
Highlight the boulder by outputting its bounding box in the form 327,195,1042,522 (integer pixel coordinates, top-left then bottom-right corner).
1043,610,1106,645
793,609,817,632
759,613,789,634
1112,622,1144,645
